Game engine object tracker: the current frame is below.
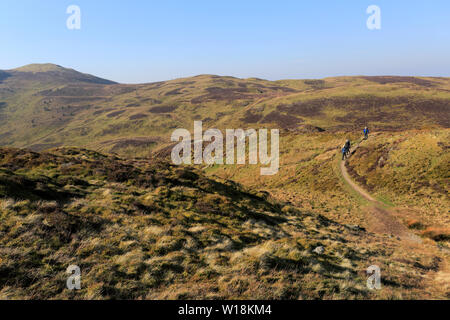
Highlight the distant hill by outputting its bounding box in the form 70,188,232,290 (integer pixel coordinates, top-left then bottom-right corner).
0,64,448,155
1,63,116,86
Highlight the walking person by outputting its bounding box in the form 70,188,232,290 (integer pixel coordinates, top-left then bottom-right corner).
345,139,351,151
363,126,369,140
342,145,348,160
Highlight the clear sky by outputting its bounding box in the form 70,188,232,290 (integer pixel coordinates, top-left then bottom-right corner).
1,0,449,83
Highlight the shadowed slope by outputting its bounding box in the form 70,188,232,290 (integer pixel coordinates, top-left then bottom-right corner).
1,146,448,299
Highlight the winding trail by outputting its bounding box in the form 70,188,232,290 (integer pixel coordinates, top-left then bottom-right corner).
339,138,450,297
340,157,375,202
339,139,422,243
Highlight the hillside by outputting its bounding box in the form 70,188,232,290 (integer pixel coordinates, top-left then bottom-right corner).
0,65,448,156
0,147,448,299
0,65,449,299
1,64,116,87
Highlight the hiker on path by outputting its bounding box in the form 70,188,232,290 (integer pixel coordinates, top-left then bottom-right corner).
341,139,351,160
342,145,348,160
363,126,369,139
345,139,351,152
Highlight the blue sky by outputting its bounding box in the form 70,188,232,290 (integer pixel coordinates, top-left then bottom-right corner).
1,0,449,83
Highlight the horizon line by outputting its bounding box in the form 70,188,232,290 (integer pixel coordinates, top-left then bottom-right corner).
2,63,449,85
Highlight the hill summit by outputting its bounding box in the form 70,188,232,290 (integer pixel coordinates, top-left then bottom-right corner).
2,63,116,85
12,63,69,73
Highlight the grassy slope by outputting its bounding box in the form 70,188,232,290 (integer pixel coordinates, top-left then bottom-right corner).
345,129,450,241
0,66,449,157
206,129,449,239
0,65,449,299
0,147,446,299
